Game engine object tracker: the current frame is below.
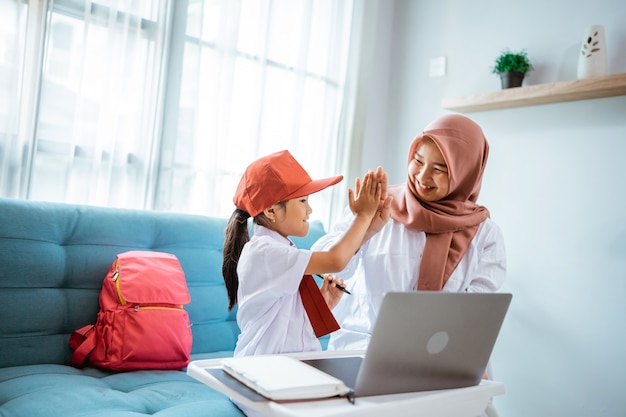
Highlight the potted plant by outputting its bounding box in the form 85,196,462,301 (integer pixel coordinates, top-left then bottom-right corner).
491,49,534,89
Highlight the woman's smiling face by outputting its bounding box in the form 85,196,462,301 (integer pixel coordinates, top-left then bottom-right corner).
408,139,450,202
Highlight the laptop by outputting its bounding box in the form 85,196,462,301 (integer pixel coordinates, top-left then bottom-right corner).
303,291,512,397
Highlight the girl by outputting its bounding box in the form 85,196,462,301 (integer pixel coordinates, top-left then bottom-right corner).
222,150,381,356
312,114,507,353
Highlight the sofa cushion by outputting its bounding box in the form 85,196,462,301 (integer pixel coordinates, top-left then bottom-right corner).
0,364,243,417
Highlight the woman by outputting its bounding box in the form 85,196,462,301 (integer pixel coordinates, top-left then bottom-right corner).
312,114,506,351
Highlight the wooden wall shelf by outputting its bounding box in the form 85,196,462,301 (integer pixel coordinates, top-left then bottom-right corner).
441,72,626,112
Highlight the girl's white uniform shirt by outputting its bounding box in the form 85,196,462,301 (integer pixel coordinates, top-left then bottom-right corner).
234,224,321,357
311,210,506,351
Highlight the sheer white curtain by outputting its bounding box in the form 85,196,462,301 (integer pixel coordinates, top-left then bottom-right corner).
0,0,369,227
0,0,33,198
0,0,170,208
31,0,170,208
155,0,359,225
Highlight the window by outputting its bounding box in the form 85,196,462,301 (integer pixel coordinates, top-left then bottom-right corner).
0,0,358,226
0,0,29,198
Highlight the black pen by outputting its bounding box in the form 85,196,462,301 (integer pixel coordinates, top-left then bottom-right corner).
315,274,351,295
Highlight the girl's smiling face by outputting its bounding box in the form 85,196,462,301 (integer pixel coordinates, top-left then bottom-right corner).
408,139,450,202
271,197,312,238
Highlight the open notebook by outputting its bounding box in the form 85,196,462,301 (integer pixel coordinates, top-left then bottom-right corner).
209,291,512,401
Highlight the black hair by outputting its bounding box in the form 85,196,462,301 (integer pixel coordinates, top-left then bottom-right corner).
221,203,285,310
222,209,250,311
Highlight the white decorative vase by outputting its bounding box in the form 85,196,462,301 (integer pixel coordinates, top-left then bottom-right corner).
577,25,607,79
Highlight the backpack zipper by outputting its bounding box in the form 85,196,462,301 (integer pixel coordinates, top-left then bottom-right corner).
134,305,184,311
112,260,126,305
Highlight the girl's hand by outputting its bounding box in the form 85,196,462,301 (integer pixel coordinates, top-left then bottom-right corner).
320,274,346,309
348,170,381,219
353,167,393,242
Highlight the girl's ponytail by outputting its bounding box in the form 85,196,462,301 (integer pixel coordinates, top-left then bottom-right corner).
222,209,251,310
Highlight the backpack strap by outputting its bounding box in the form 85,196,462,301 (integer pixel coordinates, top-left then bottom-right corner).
69,324,96,367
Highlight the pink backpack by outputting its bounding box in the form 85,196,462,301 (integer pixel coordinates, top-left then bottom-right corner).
70,251,192,370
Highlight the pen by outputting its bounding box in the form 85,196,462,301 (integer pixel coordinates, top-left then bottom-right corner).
315,274,351,295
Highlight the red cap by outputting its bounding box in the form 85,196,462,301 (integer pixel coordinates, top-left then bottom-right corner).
234,150,343,217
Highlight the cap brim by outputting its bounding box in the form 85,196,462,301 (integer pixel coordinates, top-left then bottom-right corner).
283,175,343,200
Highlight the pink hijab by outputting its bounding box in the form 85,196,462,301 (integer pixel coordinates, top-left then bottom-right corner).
388,114,490,290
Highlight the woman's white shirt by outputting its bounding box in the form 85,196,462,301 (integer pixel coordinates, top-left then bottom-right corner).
311,210,506,351
234,224,321,356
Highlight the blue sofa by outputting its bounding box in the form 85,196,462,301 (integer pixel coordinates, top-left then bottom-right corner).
0,198,327,417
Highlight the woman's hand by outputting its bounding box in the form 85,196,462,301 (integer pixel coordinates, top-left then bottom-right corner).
320,274,346,309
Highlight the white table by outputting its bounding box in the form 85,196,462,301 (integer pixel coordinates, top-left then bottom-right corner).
187,350,504,417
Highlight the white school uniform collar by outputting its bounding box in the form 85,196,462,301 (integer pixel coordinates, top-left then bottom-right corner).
252,223,296,247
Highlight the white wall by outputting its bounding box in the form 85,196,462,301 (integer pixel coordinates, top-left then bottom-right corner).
357,1,626,416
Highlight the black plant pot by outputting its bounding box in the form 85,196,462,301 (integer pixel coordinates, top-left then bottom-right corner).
499,71,525,89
